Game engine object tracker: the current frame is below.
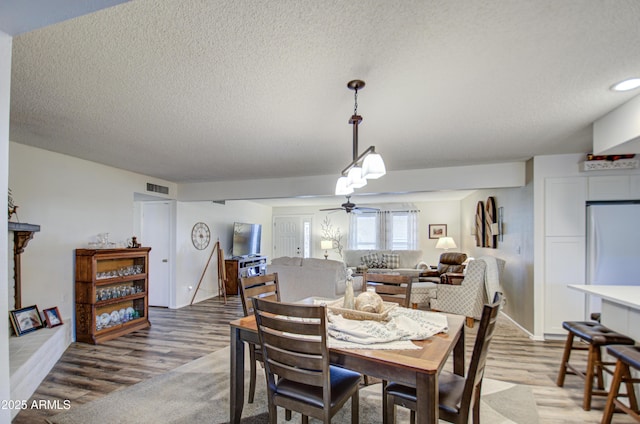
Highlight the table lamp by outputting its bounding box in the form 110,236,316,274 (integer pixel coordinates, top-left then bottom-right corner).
435,236,457,251
321,240,333,259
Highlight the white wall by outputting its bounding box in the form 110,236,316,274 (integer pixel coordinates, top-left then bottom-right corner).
271,199,462,266
1,29,13,424
175,200,272,307
459,161,535,333
8,142,176,327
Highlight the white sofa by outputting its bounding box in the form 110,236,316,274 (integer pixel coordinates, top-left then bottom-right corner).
343,249,424,277
267,257,363,302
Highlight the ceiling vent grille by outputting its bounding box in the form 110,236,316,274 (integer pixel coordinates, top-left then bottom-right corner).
146,183,169,195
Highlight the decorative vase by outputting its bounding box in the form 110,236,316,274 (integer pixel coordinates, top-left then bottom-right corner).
355,288,384,313
343,269,355,309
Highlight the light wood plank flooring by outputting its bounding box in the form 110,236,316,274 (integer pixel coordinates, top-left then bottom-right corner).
12,297,638,423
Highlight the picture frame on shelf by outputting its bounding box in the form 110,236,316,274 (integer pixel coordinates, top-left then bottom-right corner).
429,224,447,239
43,307,63,328
9,305,43,336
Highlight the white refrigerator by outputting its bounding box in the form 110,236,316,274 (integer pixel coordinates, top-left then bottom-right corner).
586,202,640,315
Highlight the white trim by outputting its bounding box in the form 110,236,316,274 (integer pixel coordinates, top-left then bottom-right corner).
499,311,542,341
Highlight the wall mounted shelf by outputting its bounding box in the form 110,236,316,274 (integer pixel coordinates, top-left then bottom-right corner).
582,158,639,171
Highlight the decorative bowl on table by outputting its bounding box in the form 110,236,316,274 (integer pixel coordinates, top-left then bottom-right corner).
327,297,397,321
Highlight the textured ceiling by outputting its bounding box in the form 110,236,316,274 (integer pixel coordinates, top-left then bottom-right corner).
9,0,640,184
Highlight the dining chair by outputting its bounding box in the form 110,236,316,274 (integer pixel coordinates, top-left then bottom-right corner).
239,273,281,404
364,273,413,308
252,297,362,423
383,292,503,424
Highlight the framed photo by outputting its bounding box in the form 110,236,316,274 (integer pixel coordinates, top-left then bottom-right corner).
429,224,447,239
43,307,63,328
9,305,43,336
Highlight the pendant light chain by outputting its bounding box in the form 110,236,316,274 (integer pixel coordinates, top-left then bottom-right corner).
353,88,358,116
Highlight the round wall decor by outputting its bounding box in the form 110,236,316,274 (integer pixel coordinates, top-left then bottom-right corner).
191,222,211,250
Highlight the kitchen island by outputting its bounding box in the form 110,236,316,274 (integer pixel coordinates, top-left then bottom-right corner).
568,285,640,340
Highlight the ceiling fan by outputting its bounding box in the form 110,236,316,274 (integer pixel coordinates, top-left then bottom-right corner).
320,196,379,214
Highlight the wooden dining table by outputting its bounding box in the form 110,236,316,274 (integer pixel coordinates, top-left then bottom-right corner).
229,307,465,424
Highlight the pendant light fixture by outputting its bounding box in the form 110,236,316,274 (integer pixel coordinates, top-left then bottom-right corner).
335,80,386,195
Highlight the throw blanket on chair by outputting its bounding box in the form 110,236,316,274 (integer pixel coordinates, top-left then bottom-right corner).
477,256,504,303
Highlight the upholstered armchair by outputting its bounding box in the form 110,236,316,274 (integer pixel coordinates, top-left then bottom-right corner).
430,259,487,327
420,252,468,284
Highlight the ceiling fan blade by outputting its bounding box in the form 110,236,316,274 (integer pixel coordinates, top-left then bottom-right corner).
319,207,344,211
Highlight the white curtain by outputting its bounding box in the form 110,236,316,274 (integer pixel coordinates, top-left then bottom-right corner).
405,209,419,250
376,211,389,249
348,213,358,249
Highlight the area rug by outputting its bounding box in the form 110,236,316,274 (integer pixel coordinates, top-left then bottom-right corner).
48,347,539,424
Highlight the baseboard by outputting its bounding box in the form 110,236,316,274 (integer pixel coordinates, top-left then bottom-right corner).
498,311,543,340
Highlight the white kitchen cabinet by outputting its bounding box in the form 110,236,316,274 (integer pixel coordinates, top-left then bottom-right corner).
545,177,586,237
588,175,631,200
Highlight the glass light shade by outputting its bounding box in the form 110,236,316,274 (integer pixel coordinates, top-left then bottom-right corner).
611,78,640,92
435,237,457,250
321,240,333,249
362,153,386,179
335,176,354,195
347,166,367,189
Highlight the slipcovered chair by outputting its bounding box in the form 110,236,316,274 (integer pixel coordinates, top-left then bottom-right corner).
430,259,487,327
420,252,468,284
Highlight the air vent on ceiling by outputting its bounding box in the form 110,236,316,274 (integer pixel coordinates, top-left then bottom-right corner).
146,183,169,195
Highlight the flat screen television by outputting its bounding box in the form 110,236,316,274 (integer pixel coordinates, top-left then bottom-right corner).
232,222,262,257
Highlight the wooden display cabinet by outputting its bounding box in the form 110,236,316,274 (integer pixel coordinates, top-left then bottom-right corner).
75,247,151,344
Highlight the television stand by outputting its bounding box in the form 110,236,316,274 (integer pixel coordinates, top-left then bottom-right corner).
224,255,267,295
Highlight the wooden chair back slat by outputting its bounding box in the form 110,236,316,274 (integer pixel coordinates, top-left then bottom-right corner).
239,273,280,316
266,360,325,387
365,273,413,307
264,343,324,370
259,314,322,337
261,328,323,355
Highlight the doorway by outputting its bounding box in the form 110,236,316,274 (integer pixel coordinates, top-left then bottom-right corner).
139,201,172,307
273,215,313,258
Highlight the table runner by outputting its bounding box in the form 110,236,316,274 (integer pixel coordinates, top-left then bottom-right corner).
324,304,448,349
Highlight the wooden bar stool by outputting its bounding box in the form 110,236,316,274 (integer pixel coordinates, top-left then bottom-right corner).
602,345,640,424
556,321,635,411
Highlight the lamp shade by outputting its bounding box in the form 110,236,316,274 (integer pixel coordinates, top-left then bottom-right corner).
435,237,457,250
321,240,333,250
362,152,386,179
335,176,354,195
346,166,367,189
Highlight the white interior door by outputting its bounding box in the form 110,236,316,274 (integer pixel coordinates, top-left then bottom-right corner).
141,201,171,307
273,216,303,258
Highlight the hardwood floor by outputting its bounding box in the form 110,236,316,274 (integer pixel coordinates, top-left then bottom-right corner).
12,297,638,423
